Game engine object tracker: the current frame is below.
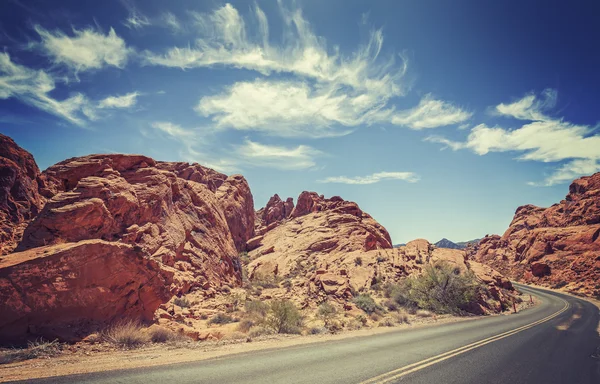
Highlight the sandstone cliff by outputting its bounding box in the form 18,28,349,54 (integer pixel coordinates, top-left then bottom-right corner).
472,172,600,298
0,141,255,342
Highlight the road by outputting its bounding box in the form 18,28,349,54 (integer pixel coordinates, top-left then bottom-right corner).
15,284,600,384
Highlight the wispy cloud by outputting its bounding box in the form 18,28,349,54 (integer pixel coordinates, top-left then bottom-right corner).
234,139,323,170
391,95,472,129
0,52,91,125
196,79,356,138
318,171,419,185
98,92,139,109
0,52,140,125
34,25,130,73
151,121,195,139
144,3,422,137
120,0,151,30
426,89,600,185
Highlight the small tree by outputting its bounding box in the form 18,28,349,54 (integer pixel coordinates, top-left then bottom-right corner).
266,300,303,334
317,301,337,326
403,262,480,314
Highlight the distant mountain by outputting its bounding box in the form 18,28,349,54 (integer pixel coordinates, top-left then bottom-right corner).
393,243,406,248
435,238,481,250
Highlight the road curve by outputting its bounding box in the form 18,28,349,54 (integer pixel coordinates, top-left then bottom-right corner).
14,284,600,384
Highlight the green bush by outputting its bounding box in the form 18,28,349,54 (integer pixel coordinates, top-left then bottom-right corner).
354,256,363,266
353,294,381,314
208,313,236,325
402,262,481,315
173,296,191,308
317,301,337,326
266,300,303,334
245,300,270,319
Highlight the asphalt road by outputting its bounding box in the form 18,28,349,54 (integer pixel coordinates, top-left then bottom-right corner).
15,284,600,384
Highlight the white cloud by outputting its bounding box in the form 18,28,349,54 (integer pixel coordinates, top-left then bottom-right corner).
151,121,195,139
391,95,472,129
528,159,600,187
234,139,323,170
0,52,91,125
197,79,361,137
144,3,438,136
426,90,600,185
35,25,130,72
318,171,419,185
162,12,182,33
495,88,557,121
123,13,151,30
98,92,139,109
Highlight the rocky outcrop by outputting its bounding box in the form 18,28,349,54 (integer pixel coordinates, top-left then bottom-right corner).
256,194,294,234
0,150,253,342
0,135,46,254
0,240,171,343
216,175,255,252
248,192,512,315
473,172,600,297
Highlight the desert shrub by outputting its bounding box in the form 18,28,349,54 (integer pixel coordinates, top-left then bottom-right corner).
237,319,255,333
395,311,410,324
173,296,191,308
252,272,280,289
248,326,275,338
266,300,303,334
384,299,398,311
0,339,61,364
149,327,189,343
326,320,343,334
281,279,293,289
245,300,270,320
370,312,381,322
103,320,148,349
402,262,481,315
208,313,236,325
383,282,418,310
229,292,245,312
347,319,363,330
353,294,381,314
239,252,250,265
317,301,337,326
354,256,363,266
356,315,368,326
309,326,328,335
378,318,395,327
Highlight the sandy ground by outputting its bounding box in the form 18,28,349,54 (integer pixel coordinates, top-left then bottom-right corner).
0,314,488,382
0,292,541,383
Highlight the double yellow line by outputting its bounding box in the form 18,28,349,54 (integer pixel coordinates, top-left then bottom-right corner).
359,298,570,384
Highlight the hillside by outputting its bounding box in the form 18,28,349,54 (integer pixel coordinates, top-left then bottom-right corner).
0,134,517,344
471,172,600,298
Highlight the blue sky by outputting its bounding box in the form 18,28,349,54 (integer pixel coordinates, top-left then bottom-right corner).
1,0,600,244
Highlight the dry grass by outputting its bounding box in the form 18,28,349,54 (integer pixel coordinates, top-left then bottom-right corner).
416,310,433,318
102,320,148,349
0,339,61,365
148,327,190,344
394,311,410,324
248,326,275,338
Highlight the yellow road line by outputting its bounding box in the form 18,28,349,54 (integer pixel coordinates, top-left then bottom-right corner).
359,298,569,384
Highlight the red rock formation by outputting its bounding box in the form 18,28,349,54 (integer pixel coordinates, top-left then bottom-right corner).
256,194,294,233
0,240,172,343
0,151,254,342
473,172,600,297
216,175,255,252
0,134,46,254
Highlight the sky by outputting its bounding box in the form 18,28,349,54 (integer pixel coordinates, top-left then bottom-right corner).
1,0,600,244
